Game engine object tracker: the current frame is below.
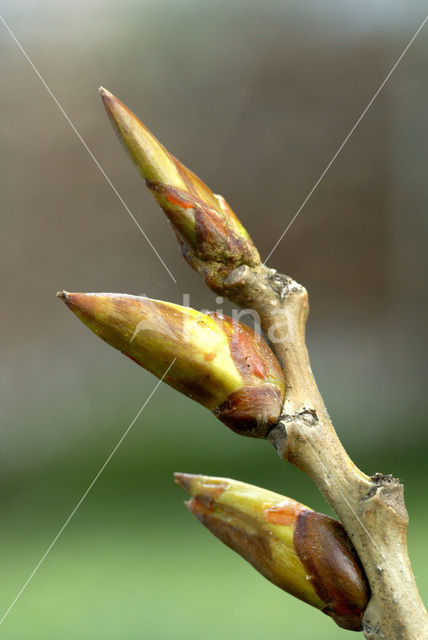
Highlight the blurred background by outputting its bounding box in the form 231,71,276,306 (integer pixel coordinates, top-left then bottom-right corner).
1,1,428,637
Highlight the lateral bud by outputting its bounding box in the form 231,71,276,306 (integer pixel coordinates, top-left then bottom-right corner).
57,291,284,438
175,473,370,631
99,88,260,293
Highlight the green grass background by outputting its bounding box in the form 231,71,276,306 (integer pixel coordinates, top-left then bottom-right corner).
1,381,427,639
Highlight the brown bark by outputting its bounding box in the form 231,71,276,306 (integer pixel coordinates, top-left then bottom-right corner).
221,263,428,640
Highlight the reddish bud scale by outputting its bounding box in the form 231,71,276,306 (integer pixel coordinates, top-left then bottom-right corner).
209,313,284,437
147,182,260,293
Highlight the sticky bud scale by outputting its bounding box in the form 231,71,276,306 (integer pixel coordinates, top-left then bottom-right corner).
58,291,285,438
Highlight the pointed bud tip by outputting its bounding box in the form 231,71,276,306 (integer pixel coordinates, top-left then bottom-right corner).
99,86,112,99
56,291,88,314
57,290,71,302
174,472,196,493
99,86,117,110
174,473,229,501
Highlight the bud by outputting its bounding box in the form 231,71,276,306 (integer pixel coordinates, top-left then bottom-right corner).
57,291,284,437
175,473,369,631
99,88,260,292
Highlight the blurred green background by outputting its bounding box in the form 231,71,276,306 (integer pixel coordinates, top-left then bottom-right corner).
1,1,428,637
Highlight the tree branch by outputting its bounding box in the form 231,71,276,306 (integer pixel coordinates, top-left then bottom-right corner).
97,87,427,637
222,263,428,640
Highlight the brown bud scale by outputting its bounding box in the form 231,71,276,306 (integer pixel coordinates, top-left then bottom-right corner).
294,510,370,631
